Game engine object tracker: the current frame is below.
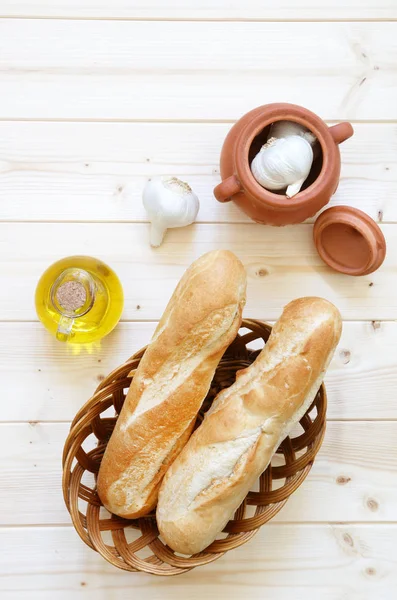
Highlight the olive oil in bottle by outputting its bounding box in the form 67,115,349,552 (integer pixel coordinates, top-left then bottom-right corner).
35,256,124,344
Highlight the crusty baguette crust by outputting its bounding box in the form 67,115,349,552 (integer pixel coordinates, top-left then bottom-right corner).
97,250,247,518
157,297,342,554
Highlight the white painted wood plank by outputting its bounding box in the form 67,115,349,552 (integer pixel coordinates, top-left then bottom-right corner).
0,122,394,223
1,321,395,422
1,0,396,20
0,524,395,598
0,222,395,321
1,422,396,525
0,20,395,120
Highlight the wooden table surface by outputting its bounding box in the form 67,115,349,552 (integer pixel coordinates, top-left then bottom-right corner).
1,2,396,598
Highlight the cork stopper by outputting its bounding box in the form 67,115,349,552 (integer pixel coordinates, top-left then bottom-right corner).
51,267,96,318
56,281,87,312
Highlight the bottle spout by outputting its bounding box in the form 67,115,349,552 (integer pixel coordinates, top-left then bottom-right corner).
50,268,96,342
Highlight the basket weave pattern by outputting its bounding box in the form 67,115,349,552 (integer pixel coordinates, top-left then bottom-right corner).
62,319,327,575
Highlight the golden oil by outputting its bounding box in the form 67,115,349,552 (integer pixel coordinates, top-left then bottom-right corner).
35,256,124,344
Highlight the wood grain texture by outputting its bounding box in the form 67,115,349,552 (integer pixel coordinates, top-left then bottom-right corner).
2,422,396,526
1,321,396,422
0,524,396,599
0,20,396,120
0,122,395,223
1,0,396,20
1,4,397,596
0,222,394,321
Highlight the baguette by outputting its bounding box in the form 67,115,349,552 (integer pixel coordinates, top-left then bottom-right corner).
97,250,247,519
157,297,342,554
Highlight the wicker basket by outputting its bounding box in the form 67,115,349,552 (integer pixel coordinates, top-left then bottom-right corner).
62,319,326,576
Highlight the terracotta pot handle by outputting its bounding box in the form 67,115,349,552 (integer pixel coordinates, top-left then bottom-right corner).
214,175,241,203
328,122,354,145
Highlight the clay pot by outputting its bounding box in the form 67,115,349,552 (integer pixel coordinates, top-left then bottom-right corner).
313,206,386,276
214,103,354,226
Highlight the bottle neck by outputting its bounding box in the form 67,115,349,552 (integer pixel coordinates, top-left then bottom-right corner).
51,268,96,319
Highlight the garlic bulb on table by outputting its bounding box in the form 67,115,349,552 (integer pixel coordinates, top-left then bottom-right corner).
142,176,200,247
251,121,317,198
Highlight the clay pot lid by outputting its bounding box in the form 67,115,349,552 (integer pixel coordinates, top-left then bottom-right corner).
313,206,386,276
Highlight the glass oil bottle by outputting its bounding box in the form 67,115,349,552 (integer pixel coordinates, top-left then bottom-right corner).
35,256,124,343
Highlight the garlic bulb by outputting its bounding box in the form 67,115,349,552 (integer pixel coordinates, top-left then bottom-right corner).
142,176,199,247
269,120,317,146
251,121,317,198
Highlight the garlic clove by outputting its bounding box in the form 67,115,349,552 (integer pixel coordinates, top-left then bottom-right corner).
142,176,199,247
